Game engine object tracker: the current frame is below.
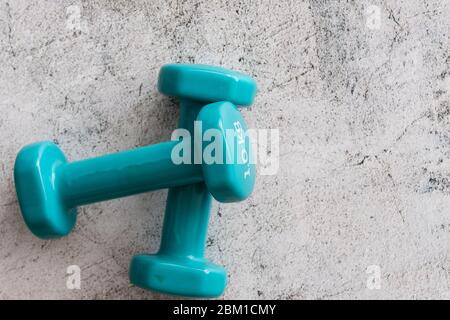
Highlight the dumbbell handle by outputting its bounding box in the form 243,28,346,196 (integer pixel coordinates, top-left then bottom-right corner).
157,100,213,258
59,141,203,208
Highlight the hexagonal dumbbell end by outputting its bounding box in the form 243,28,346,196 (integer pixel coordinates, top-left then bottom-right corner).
14,142,76,238
198,101,255,202
158,64,256,106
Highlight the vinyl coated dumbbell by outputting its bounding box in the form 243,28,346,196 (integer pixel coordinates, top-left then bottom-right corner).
14,64,256,241
129,66,256,297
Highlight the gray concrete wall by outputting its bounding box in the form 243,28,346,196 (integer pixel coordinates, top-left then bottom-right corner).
0,0,449,299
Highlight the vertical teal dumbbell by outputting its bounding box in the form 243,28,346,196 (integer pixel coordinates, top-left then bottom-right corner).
130,65,257,297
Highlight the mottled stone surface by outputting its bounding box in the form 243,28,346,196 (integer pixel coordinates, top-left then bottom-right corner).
0,0,449,299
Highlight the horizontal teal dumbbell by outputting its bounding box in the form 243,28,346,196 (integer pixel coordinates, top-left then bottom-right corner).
14,64,257,241
129,66,257,298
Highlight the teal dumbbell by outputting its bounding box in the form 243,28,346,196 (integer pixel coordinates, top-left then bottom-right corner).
129,66,256,298
14,64,256,241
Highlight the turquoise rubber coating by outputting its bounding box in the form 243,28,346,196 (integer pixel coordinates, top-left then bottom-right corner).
198,102,256,203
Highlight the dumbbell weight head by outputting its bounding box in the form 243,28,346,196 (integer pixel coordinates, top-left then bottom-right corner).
158,64,256,106
197,101,255,202
14,142,75,238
